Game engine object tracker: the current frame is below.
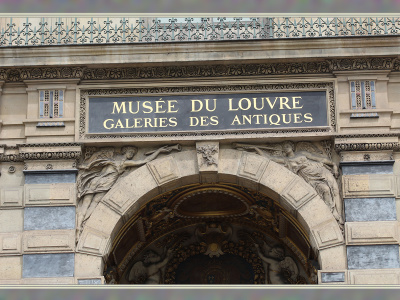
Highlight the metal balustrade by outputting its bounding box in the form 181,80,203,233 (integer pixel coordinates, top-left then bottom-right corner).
1,17,400,47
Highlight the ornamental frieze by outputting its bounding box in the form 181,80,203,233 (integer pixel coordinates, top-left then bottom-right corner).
1,58,400,82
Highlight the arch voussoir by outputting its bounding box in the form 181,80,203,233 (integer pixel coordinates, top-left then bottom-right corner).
76,148,345,280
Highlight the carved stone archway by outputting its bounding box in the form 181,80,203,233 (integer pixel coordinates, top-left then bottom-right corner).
75,149,346,282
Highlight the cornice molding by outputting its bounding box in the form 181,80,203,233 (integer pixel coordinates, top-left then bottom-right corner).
0,57,399,82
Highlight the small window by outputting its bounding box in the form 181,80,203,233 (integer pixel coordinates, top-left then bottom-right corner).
350,81,378,118
350,81,376,110
39,90,64,118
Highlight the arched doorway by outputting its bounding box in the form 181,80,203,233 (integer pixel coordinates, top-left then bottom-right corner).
105,183,318,284
75,148,346,284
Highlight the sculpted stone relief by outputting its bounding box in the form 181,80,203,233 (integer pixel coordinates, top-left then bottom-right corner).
104,184,317,284
76,144,181,242
234,141,344,232
117,222,313,284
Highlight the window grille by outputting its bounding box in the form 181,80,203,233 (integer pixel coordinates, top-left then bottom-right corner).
39,90,64,118
350,81,376,110
350,80,378,118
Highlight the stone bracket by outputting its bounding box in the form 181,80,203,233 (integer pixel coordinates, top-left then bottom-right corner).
196,141,219,183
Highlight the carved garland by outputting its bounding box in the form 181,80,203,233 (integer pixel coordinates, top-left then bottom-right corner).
0,58,399,82
79,82,335,140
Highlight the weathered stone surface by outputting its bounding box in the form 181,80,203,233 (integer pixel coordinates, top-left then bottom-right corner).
281,177,317,211
348,269,400,284
345,221,399,245
22,277,75,284
22,230,75,253
311,219,344,250
77,278,102,284
0,256,22,280
84,202,122,239
218,149,242,184
24,170,77,184
347,245,400,269
76,226,110,257
74,253,104,277
24,206,76,231
173,150,198,185
318,245,347,270
321,272,346,283
0,187,23,208
0,233,22,255
344,198,396,222
259,159,295,199
22,253,74,278
343,175,395,198
0,209,23,232
341,161,394,175
297,196,338,236
24,183,76,206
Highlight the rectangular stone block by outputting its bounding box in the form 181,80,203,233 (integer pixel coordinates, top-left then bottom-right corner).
22,230,75,253
24,170,76,184
320,272,346,283
77,278,103,284
344,198,396,222
22,277,75,284
76,226,109,256
281,178,317,210
22,253,74,278
0,187,23,208
0,256,22,280
75,253,104,277
24,183,76,206
238,152,269,182
0,233,22,255
311,219,344,250
24,206,76,231
341,161,394,175
0,209,24,233
346,221,399,245
348,269,400,284
347,245,400,269
147,155,180,185
343,175,395,198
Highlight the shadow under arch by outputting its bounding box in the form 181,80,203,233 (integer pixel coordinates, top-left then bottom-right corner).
75,149,345,283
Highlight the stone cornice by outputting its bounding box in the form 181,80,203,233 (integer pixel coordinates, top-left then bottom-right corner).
0,57,400,83
0,143,82,162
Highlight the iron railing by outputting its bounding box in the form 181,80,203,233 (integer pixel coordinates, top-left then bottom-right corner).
1,17,400,47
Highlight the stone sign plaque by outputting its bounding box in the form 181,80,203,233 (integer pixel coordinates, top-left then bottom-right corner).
87,91,328,134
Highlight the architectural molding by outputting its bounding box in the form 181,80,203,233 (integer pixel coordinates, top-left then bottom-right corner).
0,58,400,82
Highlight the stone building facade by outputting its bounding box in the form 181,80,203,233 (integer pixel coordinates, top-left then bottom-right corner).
1,16,400,285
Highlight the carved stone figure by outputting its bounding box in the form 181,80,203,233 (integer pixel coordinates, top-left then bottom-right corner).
76,144,181,242
196,144,218,166
128,249,174,284
235,141,344,231
254,242,299,284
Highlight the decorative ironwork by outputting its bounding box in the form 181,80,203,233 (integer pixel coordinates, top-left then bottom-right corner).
1,17,400,47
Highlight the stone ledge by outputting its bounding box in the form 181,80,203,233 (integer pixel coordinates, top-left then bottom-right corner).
22,230,75,253
24,183,76,206
342,174,395,198
345,221,399,245
348,269,400,284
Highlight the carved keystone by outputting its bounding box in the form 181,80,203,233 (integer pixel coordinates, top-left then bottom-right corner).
196,141,219,183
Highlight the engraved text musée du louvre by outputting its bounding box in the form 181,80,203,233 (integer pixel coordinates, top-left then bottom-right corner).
88,91,328,133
